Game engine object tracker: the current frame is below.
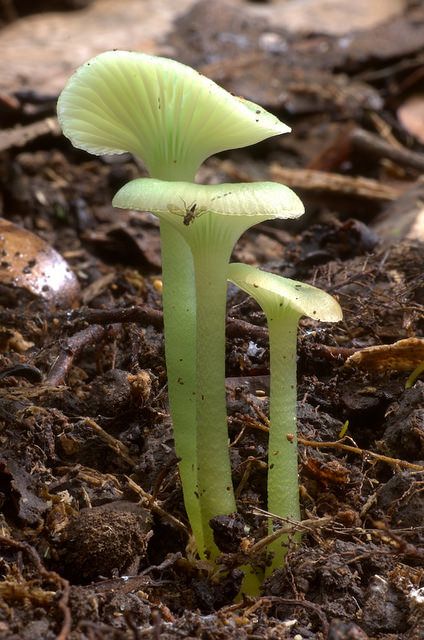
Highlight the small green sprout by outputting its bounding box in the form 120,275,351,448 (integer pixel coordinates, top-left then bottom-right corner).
57,50,292,559
405,361,424,389
113,179,304,557
228,263,342,572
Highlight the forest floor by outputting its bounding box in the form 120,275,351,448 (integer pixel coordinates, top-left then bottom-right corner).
0,1,423,638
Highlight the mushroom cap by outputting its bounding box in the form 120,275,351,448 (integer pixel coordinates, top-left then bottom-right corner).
57,50,290,180
112,178,304,222
228,263,342,322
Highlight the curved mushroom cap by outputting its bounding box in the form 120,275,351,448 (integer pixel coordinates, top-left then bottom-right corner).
57,51,290,180
113,178,304,222
228,263,342,322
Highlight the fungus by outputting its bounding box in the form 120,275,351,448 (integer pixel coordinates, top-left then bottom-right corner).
57,51,290,554
227,263,342,571
113,178,304,557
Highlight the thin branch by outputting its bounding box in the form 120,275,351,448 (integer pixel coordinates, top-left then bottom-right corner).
295,435,424,472
126,476,189,536
45,324,110,386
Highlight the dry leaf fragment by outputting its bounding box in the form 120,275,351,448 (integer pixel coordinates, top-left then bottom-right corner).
0,326,33,353
0,218,80,308
270,0,406,36
346,338,424,373
303,457,350,485
398,94,424,144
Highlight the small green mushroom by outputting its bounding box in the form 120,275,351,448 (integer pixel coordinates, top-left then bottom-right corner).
227,263,342,571
113,179,304,558
57,51,289,181
57,51,291,555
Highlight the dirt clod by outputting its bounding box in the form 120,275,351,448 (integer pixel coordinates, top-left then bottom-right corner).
59,503,152,582
382,382,424,459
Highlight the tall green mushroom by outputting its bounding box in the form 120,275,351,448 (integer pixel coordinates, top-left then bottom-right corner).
57,51,291,553
113,178,304,557
228,264,342,571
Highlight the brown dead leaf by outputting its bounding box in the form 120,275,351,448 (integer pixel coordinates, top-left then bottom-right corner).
398,94,424,144
303,457,350,485
346,338,424,373
0,219,80,308
374,178,424,244
0,0,194,96
0,327,33,353
265,0,406,36
0,455,48,525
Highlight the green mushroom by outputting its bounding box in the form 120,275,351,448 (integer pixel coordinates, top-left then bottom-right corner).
113,179,304,558
228,263,342,572
57,51,292,558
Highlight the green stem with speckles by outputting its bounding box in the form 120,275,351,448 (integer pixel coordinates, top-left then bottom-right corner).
266,309,301,573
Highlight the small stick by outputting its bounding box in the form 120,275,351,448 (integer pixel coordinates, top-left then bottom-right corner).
83,418,135,467
295,435,424,472
45,324,108,386
247,516,333,557
59,305,164,330
126,477,189,535
351,128,424,173
0,117,61,152
237,418,424,471
250,596,329,636
270,164,401,201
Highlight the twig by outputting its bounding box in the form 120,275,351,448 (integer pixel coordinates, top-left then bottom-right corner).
65,306,265,342
126,477,189,535
243,596,328,637
270,164,401,201
45,324,110,386
295,435,424,472
83,418,136,467
247,516,333,557
62,305,163,330
351,128,424,172
227,317,267,341
237,417,424,471
0,117,61,152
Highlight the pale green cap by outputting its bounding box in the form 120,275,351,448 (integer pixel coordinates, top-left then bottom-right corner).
57,51,291,180
228,263,343,322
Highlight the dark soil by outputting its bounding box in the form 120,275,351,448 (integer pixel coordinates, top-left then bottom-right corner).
0,1,423,639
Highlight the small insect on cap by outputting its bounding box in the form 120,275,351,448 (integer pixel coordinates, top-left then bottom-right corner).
112,178,305,233
112,178,304,244
228,263,343,322
57,51,291,180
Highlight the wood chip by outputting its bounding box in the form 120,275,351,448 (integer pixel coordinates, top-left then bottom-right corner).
0,117,61,153
346,337,424,373
270,165,402,201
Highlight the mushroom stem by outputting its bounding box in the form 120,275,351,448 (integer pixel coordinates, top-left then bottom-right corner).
113,180,305,560
192,240,237,557
159,219,201,550
266,310,302,572
227,263,342,577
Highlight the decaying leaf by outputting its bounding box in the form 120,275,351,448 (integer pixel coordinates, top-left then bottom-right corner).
0,218,80,308
267,0,406,36
303,457,350,485
0,454,48,525
398,94,424,144
346,338,424,373
0,327,33,353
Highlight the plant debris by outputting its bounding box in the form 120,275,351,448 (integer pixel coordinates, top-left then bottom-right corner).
0,0,423,638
